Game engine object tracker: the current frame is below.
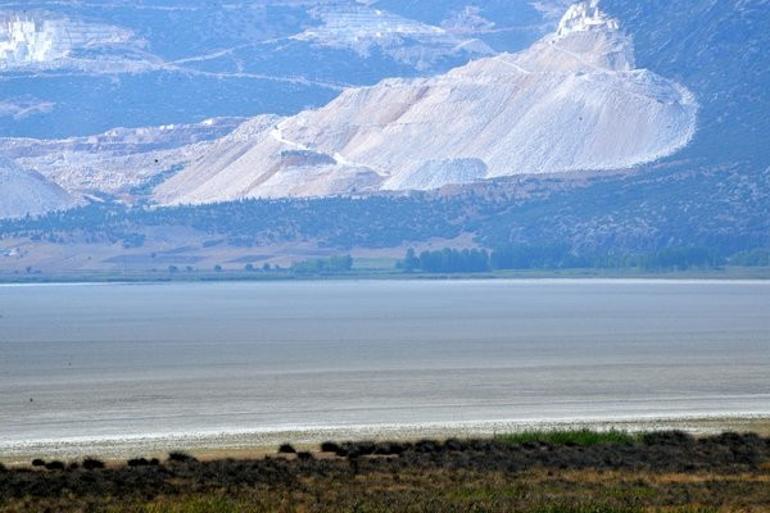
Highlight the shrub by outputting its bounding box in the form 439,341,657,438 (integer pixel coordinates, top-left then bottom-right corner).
168,452,197,463
278,444,296,454
44,461,66,471
31,459,46,467
641,431,695,446
344,441,376,458
415,440,440,453
444,438,466,451
320,442,340,453
373,442,407,456
82,458,105,470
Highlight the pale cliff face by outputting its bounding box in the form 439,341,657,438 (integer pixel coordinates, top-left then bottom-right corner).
0,12,145,72
0,18,58,65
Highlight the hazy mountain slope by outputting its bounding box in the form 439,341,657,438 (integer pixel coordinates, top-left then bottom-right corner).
0,118,243,195
600,0,770,165
0,157,76,219
0,1,544,140
156,2,697,204
0,0,557,217
5,162,768,264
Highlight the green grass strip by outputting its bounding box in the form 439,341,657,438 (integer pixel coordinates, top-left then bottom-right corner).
496,429,638,447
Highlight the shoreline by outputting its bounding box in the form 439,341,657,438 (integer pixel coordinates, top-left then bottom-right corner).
2,265,770,285
0,259,770,286
4,414,769,465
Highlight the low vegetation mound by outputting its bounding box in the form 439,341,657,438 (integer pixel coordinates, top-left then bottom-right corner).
1,432,768,512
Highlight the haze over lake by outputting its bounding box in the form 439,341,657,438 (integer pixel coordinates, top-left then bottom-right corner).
1,279,769,458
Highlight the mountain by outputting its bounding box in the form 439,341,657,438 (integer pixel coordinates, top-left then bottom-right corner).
0,0,563,206
0,1,549,140
155,1,697,204
0,157,76,219
1,0,769,273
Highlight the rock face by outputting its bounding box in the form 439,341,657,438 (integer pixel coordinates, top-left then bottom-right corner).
155,1,698,205
0,157,76,219
290,4,495,70
0,13,150,72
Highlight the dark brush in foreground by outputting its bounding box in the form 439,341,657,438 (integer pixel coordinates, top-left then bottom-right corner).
1,431,770,512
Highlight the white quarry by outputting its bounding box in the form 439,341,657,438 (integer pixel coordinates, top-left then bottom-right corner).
155,1,698,205
0,1,700,217
0,118,244,194
292,4,494,69
0,12,152,72
0,17,63,66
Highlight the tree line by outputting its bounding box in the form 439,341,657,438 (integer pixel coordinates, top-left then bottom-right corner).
398,245,729,273
398,248,491,273
291,255,354,274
